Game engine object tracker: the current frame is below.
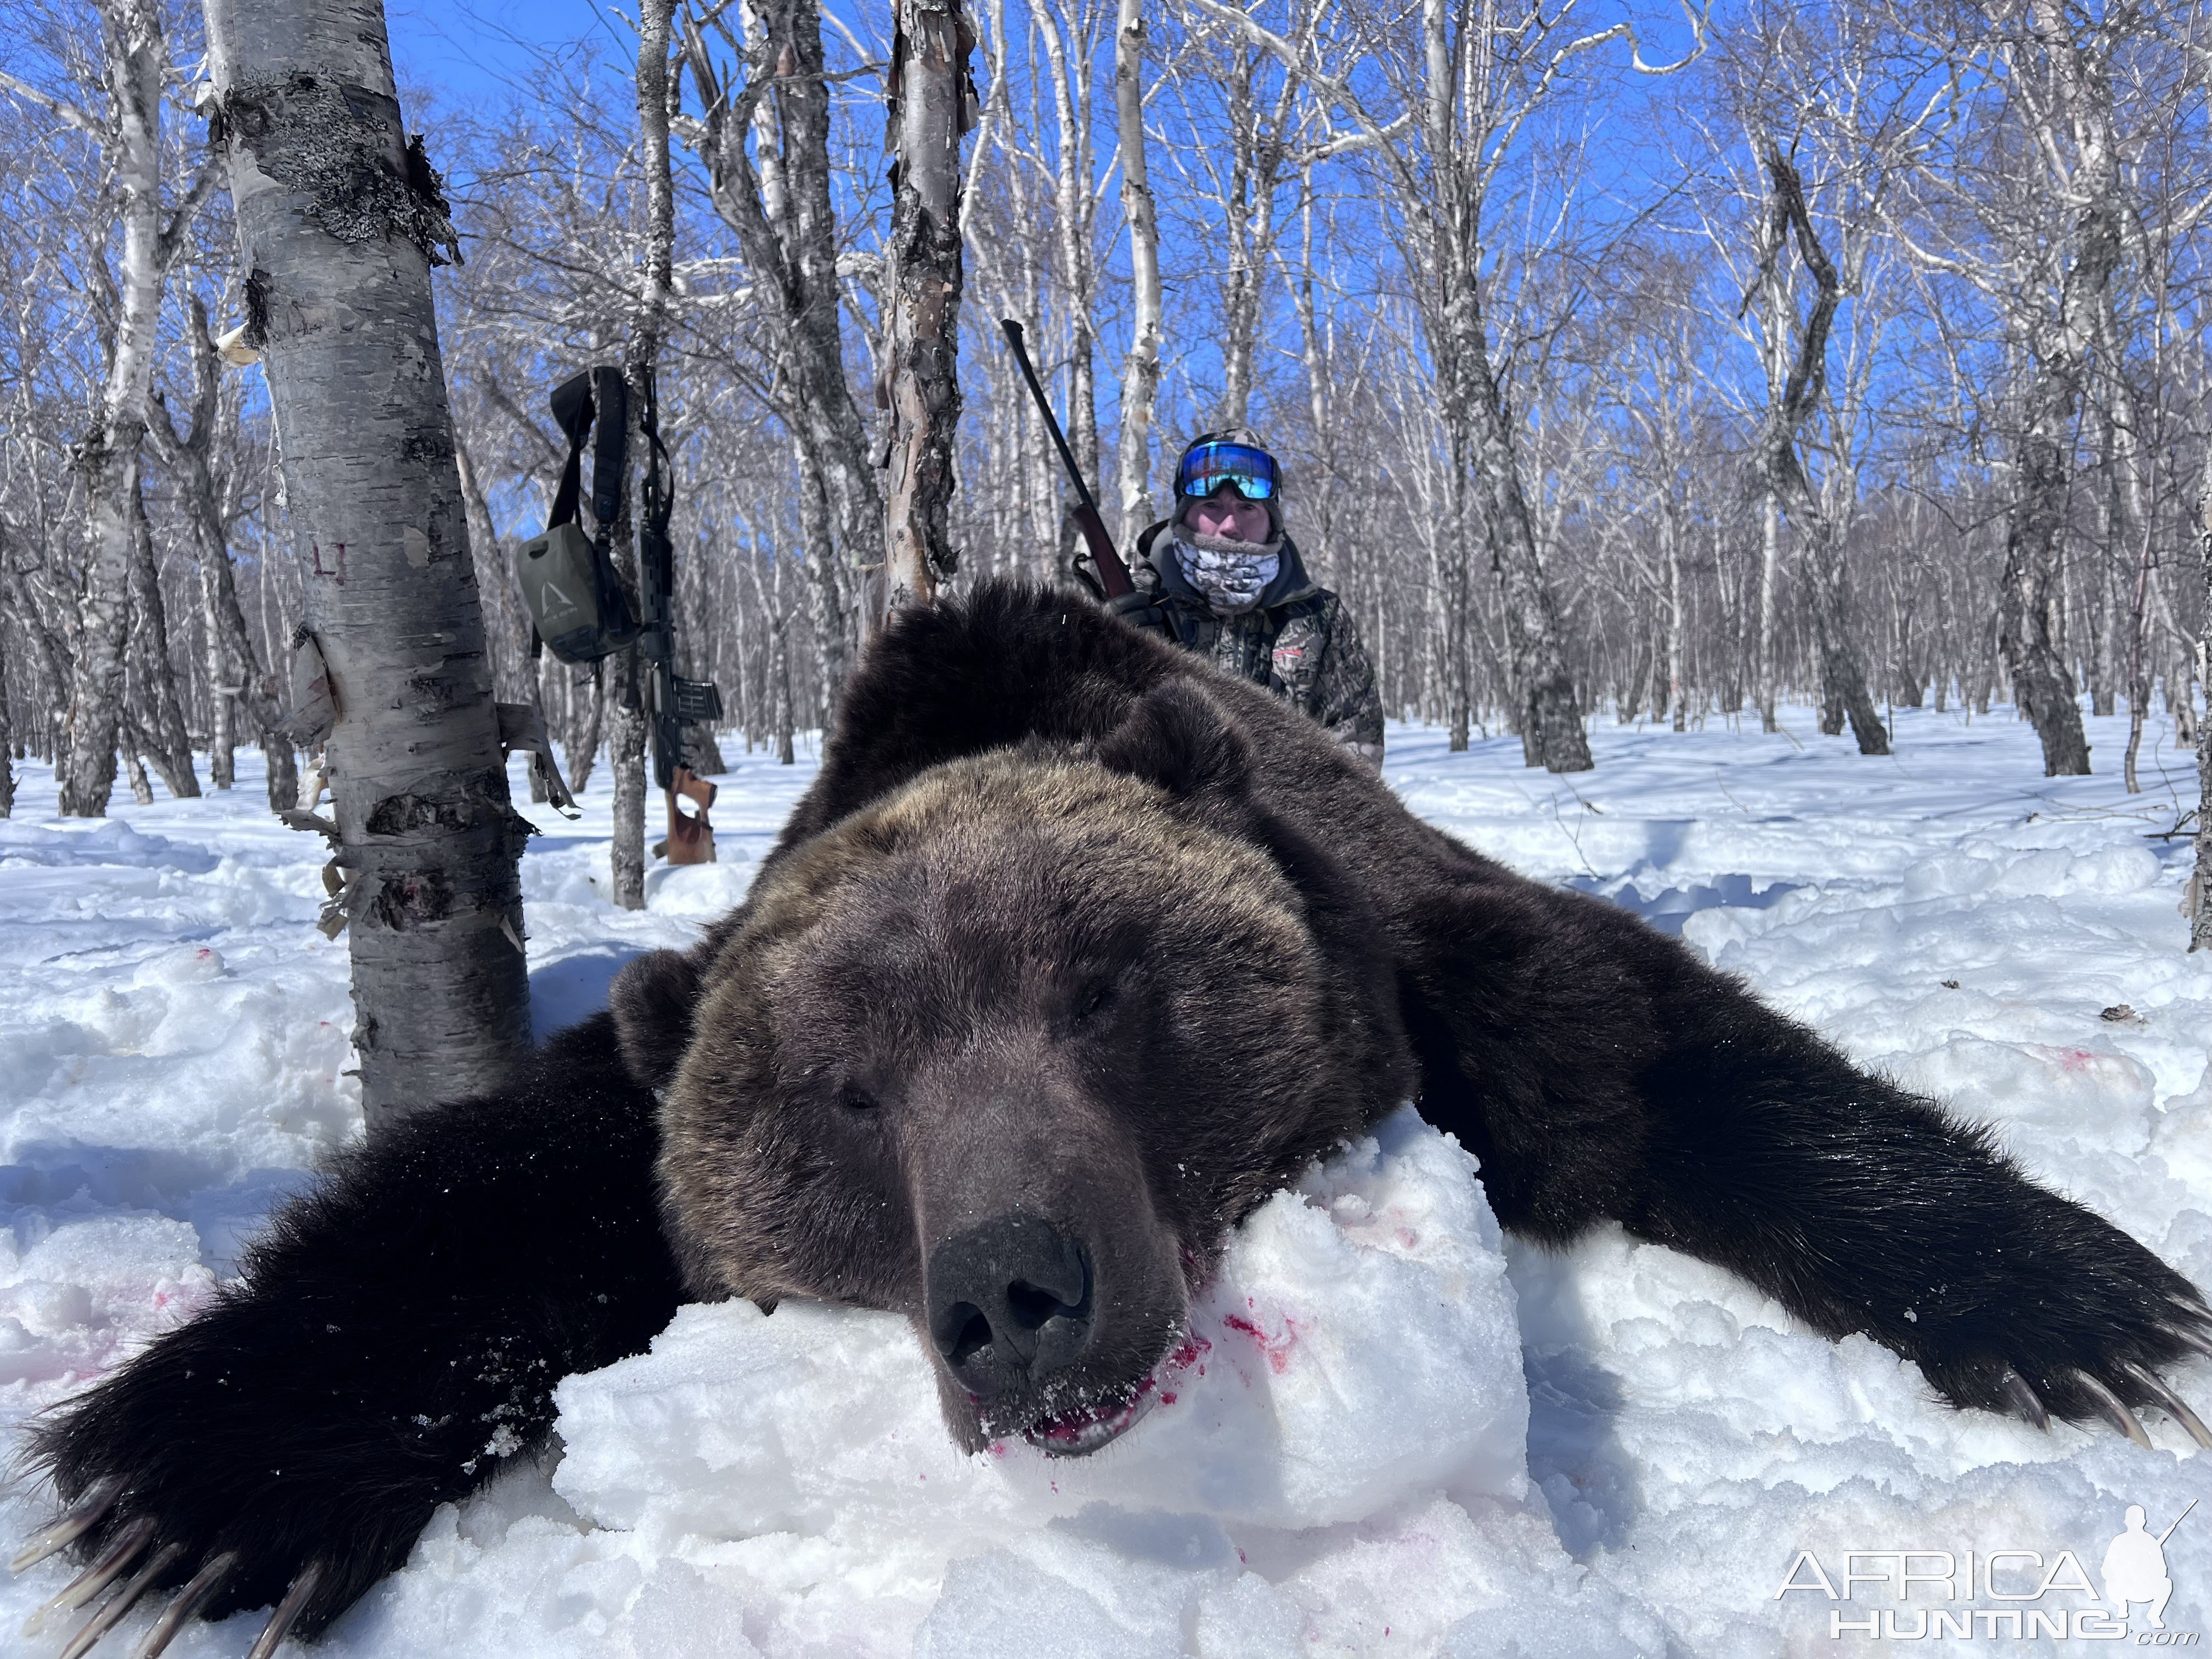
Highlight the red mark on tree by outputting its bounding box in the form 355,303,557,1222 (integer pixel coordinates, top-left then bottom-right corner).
310,541,347,585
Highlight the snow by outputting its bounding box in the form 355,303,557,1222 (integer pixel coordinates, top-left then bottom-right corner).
3,702,2211,1656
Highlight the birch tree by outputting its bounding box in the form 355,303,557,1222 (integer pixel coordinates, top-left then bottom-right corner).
2,0,215,814
879,0,977,614
1114,0,1163,529
682,0,877,669
1187,0,1702,766
2193,454,2212,952
202,0,532,1123
1741,146,1888,753
1883,0,2151,775
607,0,680,912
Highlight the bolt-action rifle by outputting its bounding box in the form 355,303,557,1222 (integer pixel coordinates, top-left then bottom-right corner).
1000,318,1136,600
633,365,723,864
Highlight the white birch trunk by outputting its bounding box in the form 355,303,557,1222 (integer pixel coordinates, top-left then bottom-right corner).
878,0,974,618
1114,0,1162,535
610,0,679,912
1756,488,1780,731
203,0,531,1126
57,0,199,815
2192,450,2212,950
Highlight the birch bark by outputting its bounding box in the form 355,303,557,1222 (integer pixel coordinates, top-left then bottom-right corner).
125,478,201,797
1987,0,2120,777
1114,0,1163,532
879,0,975,618
1029,0,1100,491
609,0,679,913
203,0,532,1125
2193,451,2212,951
683,0,880,644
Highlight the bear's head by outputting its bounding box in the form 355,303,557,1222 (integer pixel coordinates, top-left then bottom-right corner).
611,681,1412,1455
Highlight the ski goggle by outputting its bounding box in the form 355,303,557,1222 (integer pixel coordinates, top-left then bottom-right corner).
1176,441,1278,501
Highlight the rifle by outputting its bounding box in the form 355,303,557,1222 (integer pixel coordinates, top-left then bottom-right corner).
633,366,723,864
999,319,1136,600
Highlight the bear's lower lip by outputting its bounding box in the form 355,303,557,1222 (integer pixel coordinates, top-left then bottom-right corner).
1021,1386,1156,1457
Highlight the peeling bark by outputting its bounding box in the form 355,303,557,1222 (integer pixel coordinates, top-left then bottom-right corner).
878,0,974,618
205,0,531,1126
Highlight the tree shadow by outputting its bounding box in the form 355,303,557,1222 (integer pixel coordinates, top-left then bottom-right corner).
529,947,648,1040
1506,1238,1646,1560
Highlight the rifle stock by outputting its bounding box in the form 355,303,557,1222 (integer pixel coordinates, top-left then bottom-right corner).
1070,504,1132,599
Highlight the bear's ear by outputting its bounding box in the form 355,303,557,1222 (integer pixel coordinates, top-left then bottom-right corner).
1094,678,1255,805
609,948,703,1092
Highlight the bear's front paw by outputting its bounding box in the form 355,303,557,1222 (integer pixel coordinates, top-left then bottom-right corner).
12,1305,454,1658
1907,1219,2212,1451
12,1469,345,1659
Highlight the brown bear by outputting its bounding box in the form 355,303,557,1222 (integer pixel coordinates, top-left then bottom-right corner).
19,582,2212,1657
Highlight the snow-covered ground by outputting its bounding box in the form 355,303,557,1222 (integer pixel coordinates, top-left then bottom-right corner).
3,702,2210,1657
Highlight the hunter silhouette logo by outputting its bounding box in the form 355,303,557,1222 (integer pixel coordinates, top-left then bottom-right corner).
2104,1502,2193,1630
1778,1500,2199,1641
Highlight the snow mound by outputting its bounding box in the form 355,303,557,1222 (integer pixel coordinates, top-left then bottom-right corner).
544,1110,1526,1632
302,1110,1640,1657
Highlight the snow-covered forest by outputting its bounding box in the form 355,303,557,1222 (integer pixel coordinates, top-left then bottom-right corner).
4,0,2210,788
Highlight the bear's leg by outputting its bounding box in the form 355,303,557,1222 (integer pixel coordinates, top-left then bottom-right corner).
1413,884,2212,1444
14,1012,682,1652
1609,985,2211,1442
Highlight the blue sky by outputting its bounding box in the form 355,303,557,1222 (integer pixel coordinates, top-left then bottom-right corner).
386,0,623,111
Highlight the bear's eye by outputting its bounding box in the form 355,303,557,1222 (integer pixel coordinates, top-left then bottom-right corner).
839,1086,879,1113
1074,981,1117,1024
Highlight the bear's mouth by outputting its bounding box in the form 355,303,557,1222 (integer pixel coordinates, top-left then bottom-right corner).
1020,1381,1158,1456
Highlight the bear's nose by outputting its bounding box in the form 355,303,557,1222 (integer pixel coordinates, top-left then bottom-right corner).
926,1216,1093,1392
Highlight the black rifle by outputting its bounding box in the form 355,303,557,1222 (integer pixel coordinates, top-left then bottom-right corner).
1000,319,1136,599
633,366,723,862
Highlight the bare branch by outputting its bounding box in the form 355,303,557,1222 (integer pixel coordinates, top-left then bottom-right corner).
0,68,100,135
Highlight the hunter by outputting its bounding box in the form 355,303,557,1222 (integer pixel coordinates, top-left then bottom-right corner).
1088,430,1386,767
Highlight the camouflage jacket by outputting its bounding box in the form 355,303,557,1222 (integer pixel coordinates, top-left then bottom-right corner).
1109,525,1385,766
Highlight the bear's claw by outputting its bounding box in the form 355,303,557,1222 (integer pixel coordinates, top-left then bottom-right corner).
2125,1364,2212,1449
241,1561,321,1659
8,1475,121,1576
23,1515,155,1635
54,1541,181,1659
2170,1324,2212,1360
1999,1367,2050,1431
133,1549,238,1659
2072,1370,2153,1449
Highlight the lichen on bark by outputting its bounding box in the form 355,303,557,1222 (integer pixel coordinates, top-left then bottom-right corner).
222,72,461,265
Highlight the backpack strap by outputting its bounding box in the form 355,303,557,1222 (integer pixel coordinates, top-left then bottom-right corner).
590,366,629,533
547,371,595,529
